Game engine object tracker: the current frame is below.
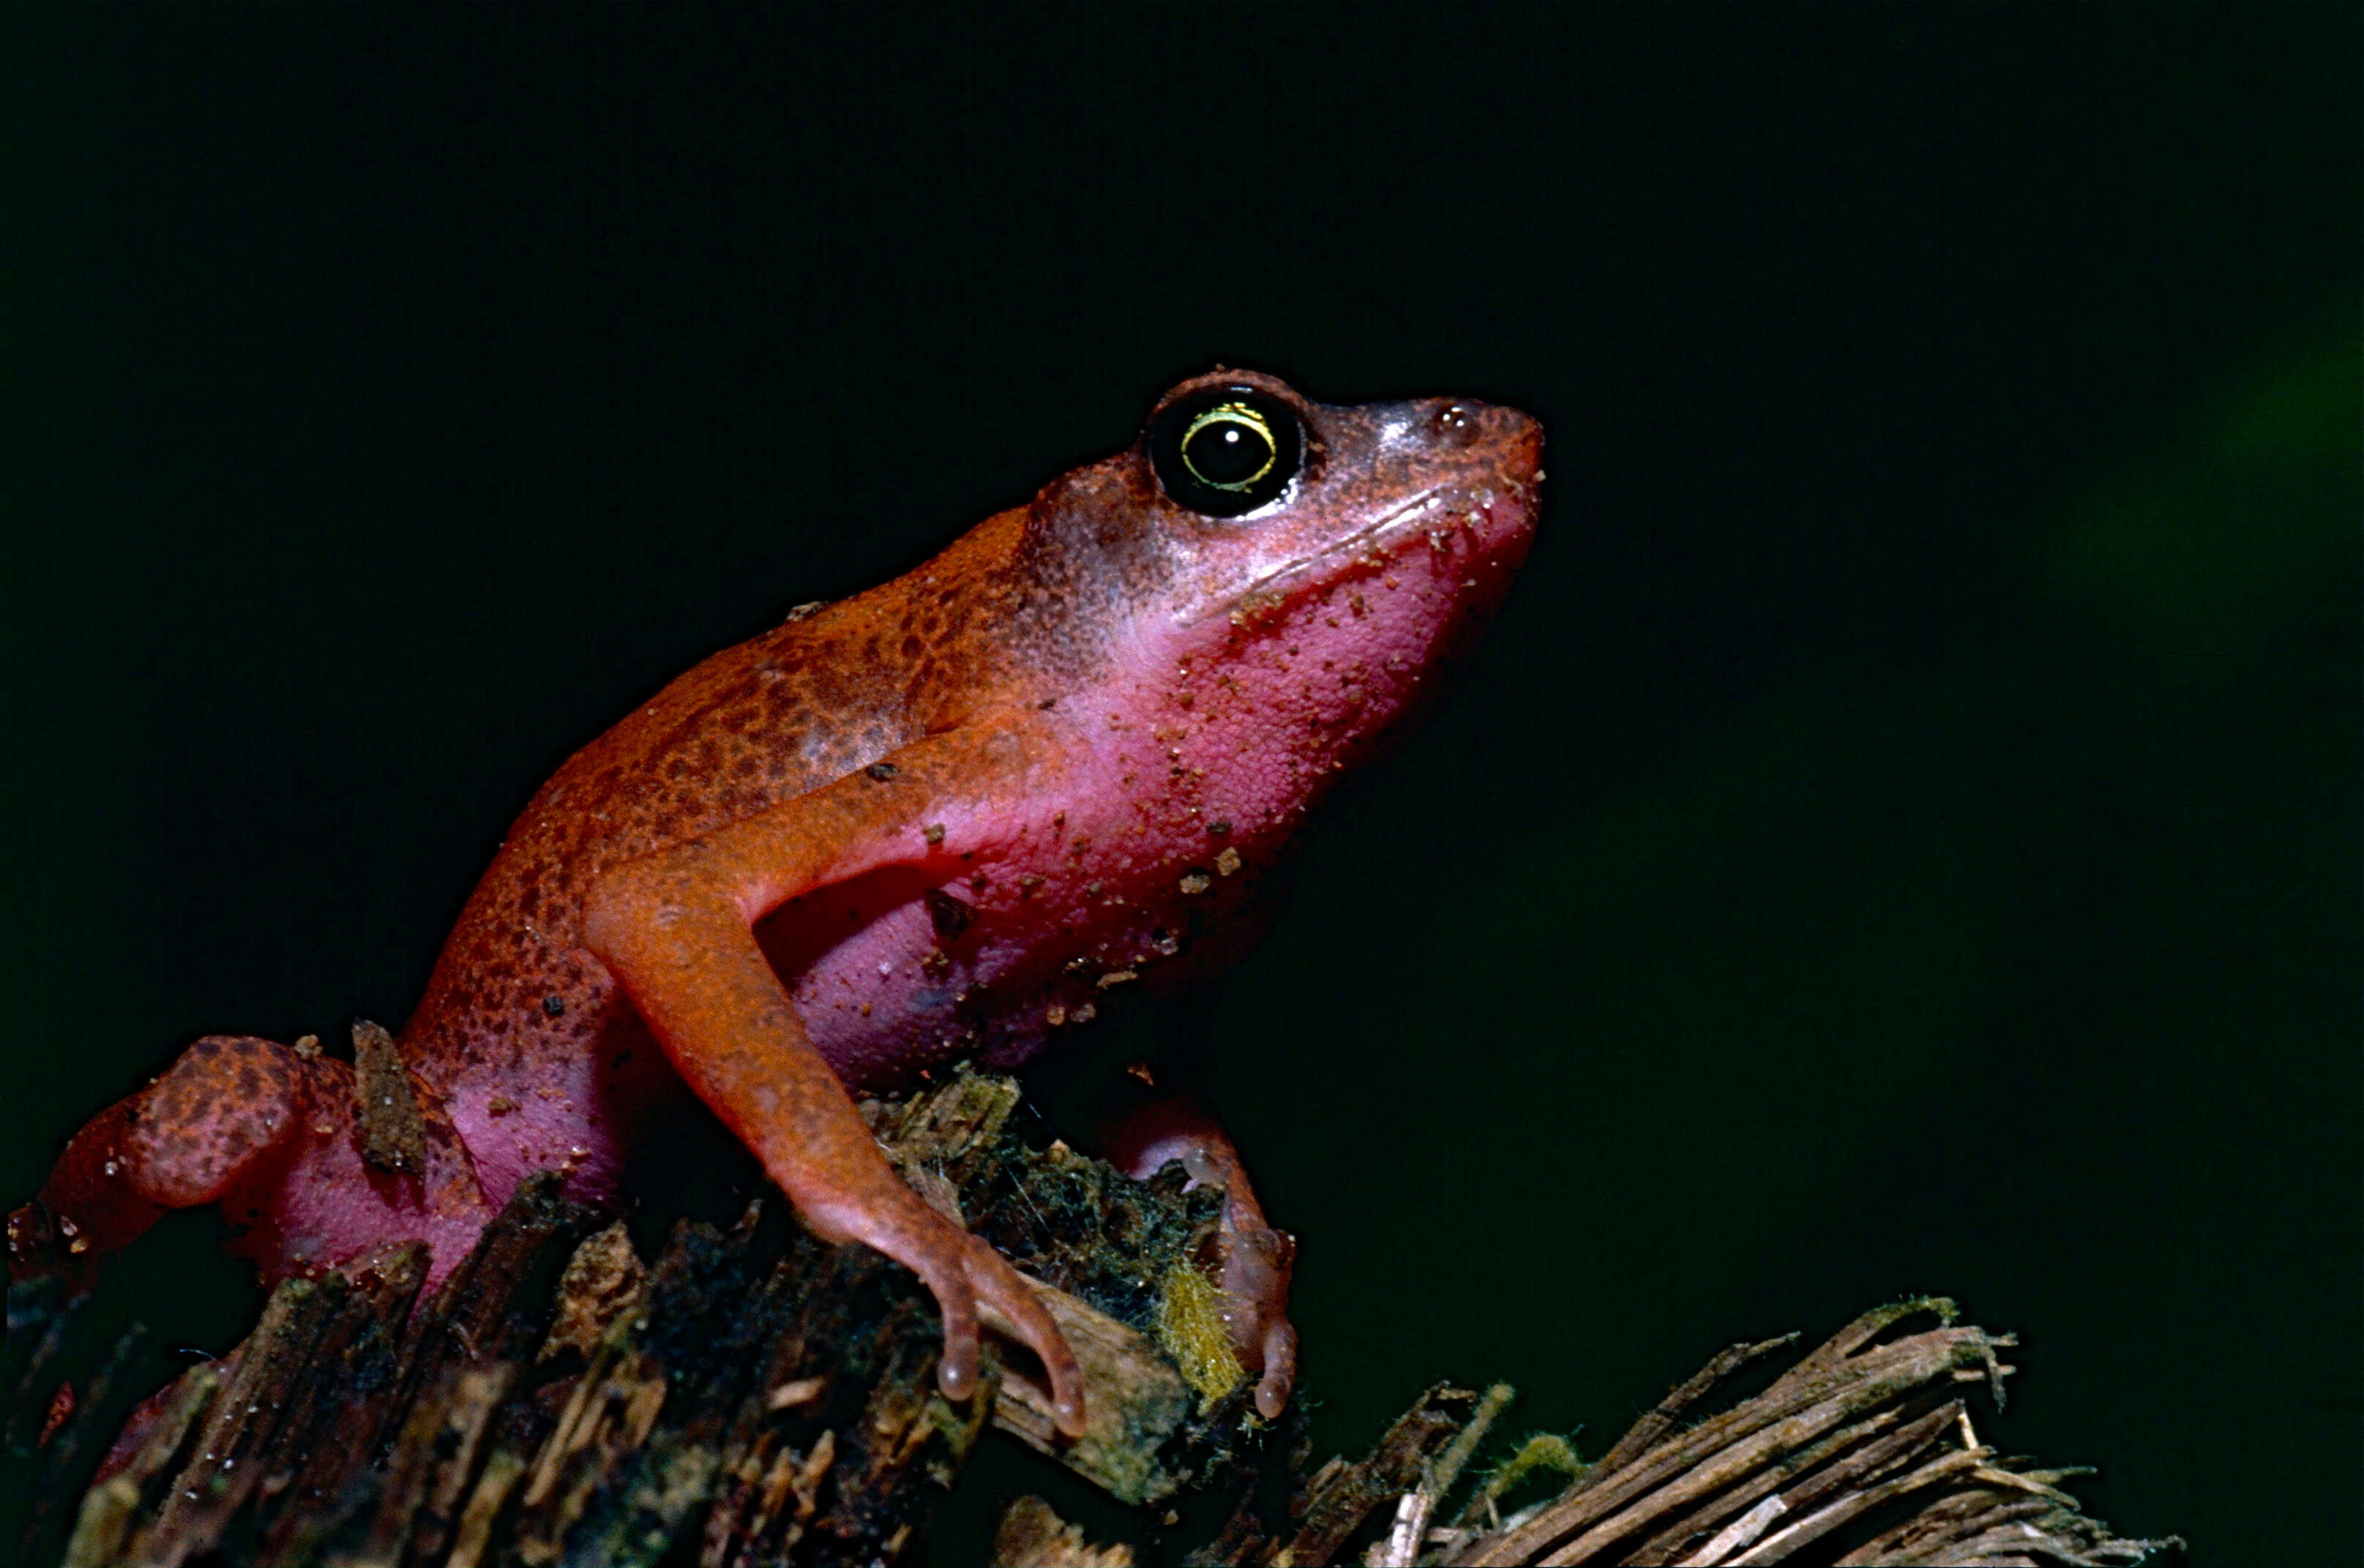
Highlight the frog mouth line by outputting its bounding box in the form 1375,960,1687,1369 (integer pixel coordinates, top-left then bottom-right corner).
1221,479,1530,612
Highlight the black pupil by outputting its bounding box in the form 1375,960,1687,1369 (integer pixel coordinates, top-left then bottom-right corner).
1186,417,1271,488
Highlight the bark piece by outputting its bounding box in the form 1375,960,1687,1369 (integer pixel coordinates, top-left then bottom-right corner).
1275,1382,1477,1567
250,1240,429,1565
119,1271,349,1565
539,1221,650,1365
349,1020,427,1176
992,1494,1135,1567
59,1364,219,1568
983,1277,1195,1506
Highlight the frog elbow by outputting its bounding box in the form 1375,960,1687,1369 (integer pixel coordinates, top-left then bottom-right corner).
580,858,687,964
577,866,640,964
582,849,754,970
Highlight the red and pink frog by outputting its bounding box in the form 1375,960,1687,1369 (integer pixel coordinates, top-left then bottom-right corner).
10,370,1541,1436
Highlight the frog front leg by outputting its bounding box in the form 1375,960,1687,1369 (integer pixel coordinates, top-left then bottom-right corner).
581,719,1088,1438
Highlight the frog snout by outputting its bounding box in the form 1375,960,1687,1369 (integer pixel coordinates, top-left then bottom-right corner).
1505,407,1544,474
1449,397,1540,487
1426,396,1540,457
1448,402,1544,569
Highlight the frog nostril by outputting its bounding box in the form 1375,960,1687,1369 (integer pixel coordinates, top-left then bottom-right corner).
1430,402,1477,443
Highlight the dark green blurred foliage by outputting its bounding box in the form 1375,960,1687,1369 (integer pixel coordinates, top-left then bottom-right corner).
2054,315,2360,653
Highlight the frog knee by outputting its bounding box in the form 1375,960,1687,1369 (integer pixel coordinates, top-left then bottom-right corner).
123,1035,309,1207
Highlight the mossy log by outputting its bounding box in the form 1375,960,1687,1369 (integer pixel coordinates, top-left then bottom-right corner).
7,1072,2176,1567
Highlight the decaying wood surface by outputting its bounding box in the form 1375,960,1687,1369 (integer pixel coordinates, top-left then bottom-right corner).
8,1070,2177,1567
6,1069,1254,1568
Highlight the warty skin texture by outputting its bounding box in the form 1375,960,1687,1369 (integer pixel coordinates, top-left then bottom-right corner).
12,369,1541,1433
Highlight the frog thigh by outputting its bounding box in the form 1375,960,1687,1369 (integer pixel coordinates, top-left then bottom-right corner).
120,1034,311,1207
12,1034,310,1279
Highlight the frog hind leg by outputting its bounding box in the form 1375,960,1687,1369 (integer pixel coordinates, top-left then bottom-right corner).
9,1035,308,1289
1101,1090,1298,1419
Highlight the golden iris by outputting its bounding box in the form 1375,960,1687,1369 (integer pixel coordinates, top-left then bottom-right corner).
1178,402,1279,492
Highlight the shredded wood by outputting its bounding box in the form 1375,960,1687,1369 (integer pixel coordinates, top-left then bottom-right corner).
1275,1300,2176,1568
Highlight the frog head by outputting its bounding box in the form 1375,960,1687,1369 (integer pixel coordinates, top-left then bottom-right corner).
1017,369,1541,824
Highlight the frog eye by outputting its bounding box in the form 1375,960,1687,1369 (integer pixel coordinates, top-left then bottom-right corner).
1148,387,1303,517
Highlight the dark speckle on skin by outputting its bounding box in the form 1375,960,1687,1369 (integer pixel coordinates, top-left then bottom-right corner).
925,889,976,943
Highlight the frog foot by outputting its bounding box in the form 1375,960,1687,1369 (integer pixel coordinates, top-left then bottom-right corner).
812,1177,1088,1436
1101,1092,1299,1417
1213,1207,1298,1419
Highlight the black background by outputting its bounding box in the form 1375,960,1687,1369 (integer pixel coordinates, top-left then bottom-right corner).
7,7,2357,1563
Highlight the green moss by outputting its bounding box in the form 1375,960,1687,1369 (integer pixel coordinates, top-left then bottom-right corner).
1153,1259,1246,1411
1469,1431,1590,1518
